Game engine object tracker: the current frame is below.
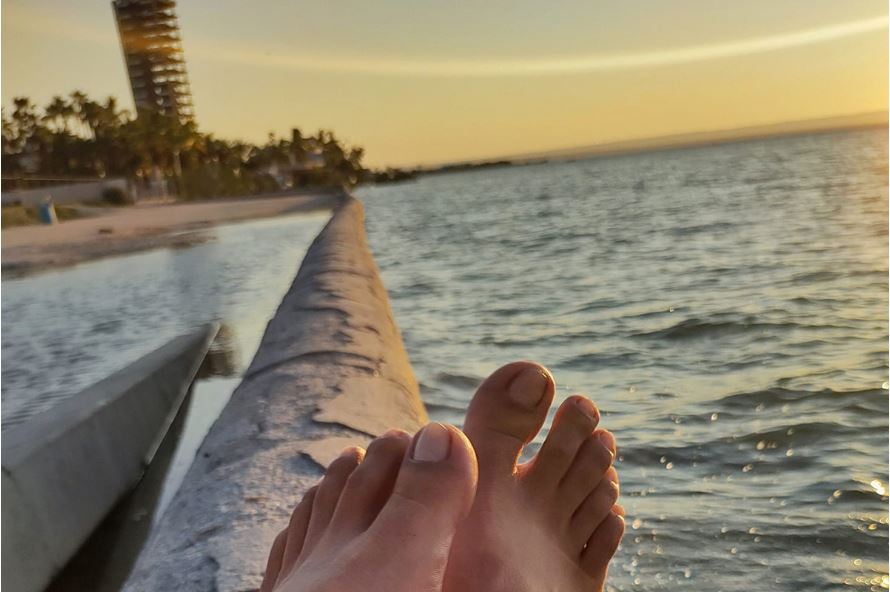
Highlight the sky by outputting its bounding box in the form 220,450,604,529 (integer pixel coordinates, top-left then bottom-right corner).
2,1,888,167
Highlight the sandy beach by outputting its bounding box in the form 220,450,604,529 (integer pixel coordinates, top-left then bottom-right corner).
2,191,341,274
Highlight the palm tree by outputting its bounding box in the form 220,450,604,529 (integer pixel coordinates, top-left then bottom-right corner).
80,100,103,139
43,95,73,134
10,97,39,143
4,90,368,197
68,90,91,137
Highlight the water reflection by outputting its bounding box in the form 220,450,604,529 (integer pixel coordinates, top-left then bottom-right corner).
197,323,240,379
2,211,329,427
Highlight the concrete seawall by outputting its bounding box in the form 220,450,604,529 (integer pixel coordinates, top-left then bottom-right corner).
124,196,427,591
2,324,219,592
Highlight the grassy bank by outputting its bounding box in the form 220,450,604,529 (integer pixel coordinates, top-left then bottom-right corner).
1,204,84,228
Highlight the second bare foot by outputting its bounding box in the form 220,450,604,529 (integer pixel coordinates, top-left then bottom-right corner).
445,361,624,592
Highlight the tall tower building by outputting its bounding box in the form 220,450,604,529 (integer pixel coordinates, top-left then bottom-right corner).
112,0,194,122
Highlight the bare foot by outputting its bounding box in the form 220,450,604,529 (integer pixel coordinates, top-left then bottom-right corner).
445,362,624,592
261,423,478,592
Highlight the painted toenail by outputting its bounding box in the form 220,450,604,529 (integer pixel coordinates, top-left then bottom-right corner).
575,397,600,421
508,367,549,407
412,423,451,462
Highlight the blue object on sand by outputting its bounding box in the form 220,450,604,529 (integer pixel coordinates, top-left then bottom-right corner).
37,199,57,225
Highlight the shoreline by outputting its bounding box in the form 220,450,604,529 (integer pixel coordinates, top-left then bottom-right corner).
1,191,343,276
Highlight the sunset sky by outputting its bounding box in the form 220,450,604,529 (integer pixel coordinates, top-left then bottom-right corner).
3,0,887,167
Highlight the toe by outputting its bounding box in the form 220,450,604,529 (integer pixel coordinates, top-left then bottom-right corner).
369,423,478,553
301,447,363,555
568,467,619,552
277,486,317,578
462,362,554,481
260,529,287,592
554,431,615,521
327,430,411,538
524,396,601,494
580,511,625,585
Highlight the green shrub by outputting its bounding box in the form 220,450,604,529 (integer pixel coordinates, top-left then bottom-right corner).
102,186,134,205
1,204,82,227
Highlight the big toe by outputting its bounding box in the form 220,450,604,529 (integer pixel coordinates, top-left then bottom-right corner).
462,361,554,479
369,423,478,554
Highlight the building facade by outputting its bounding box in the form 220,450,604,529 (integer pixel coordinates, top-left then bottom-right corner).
112,0,194,122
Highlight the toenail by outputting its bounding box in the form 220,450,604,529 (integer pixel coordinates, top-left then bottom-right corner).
596,431,616,457
338,446,362,460
575,397,600,421
508,367,549,407
382,428,410,440
411,423,451,462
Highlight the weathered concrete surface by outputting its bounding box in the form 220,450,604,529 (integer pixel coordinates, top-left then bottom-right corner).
2,324,219,592
123,196,427,592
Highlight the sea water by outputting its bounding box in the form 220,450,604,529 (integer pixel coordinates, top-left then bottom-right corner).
358,128,888,591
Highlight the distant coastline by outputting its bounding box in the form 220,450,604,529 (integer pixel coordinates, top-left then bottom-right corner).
405,111,887,176
1,191,340,276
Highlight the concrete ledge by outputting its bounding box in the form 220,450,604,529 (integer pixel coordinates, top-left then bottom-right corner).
123,196,426,591
2,323,219,592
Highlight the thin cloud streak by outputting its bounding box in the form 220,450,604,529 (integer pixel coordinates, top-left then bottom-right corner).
192,15,888,77
7,7,887,78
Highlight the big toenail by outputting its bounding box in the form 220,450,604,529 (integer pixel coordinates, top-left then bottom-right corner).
412,423,451,462
508,367,549,407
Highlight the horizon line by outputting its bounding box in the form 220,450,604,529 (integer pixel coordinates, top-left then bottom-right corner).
399,110,888,169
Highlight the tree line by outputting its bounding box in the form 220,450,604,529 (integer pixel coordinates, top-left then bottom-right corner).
2,91,370,199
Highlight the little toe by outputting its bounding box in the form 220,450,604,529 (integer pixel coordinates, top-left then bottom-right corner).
259,529,287,592
463,362,554,481
580,511,625,586
369,423,478,554
327,430,411,538
524,395,601,493
301,447,363,555
555,431,615,521
568,467,619,552
277,486,317,580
